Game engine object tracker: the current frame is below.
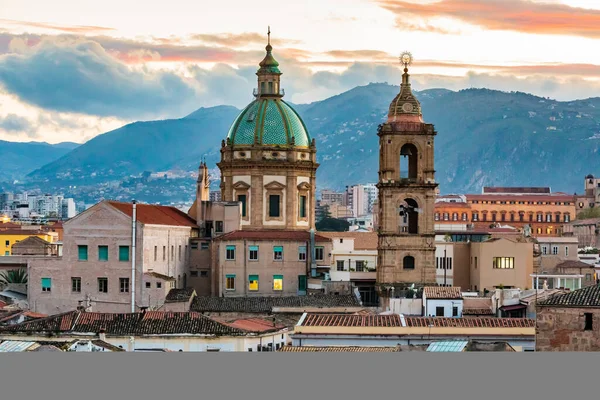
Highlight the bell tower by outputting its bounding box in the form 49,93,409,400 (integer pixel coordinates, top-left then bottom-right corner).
376,52,438,309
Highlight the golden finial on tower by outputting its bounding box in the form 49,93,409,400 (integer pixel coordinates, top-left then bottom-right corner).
400,51,413,72
268,26,271,46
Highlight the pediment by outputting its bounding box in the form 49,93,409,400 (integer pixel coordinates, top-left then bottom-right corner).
233,181,251,190
297,182,311,191
264,181,286,190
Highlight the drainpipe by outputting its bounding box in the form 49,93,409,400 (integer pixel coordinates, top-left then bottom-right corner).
131,200,137,313
310,229,316,278
244,240,247,295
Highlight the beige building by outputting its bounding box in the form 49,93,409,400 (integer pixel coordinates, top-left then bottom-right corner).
28,201,198,315
565,218,600,249
376,55,438,308
575,174,600,212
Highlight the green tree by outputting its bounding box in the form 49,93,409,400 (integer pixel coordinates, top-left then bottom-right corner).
577,207,600,220
0,268,28,284
316,217,350,232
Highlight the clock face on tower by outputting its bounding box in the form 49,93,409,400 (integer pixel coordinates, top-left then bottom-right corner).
402,102,414,113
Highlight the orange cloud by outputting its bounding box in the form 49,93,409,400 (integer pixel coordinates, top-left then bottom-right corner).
0,19,115,34
377,0,600,38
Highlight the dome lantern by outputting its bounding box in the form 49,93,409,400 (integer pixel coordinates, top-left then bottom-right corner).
255,26,283,98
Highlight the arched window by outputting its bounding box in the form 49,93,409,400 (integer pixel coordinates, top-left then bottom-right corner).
564,213,571,223
452,212,458,221
555,213,561,223
443,212,449,221
491,212,497,222
434,212,440,221
403,256,415,270
461,212,468,221
472,212,479,221
399,143,418,181
399,198,419,234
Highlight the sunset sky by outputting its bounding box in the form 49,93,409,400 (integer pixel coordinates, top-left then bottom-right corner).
1,0,600,143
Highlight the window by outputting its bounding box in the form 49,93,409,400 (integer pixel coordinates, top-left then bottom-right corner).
452,306,459,317
298,246,306,261
315,246,324,261
249,245,259,261
491,213,497,222
191,242,198,250
474,257,478,269
452,212,458,221
98,278,108,293
274,246,283,261
337,260,345,271
501,213,506,222
178,245,181,261
238,194,247,217
201,242,209,250
200,271,208,277
461,213,468,221
146,282,151,288
4,251,8,256
71,277,81,293
190,271,198,277
119,246,130,262
157,282,162,289
435,306,444,317
584,313,593,331
4,240,9,246
340,238,344,244
154,246,158,260
269,195,281,217
551,246,559,255
215,221,223,233
355,260,366,272
163,246,166,261
493,257,515,269
249,275,259,291
226,245,236,260
299,195,307,218
546,214,552,222
226,274,235,291
546,228,552,235
171,245,174,261
41,277,51,292
403,255,415,270
273,275,283,291
537,214,543,222
120,278,130,293
565,247,569,257
585,273,591,281
541,246,548,255
443,213,449,221
78,245,88,261
564,214,570,222
435,213,440,221
472,212,478,221
98,245,108,261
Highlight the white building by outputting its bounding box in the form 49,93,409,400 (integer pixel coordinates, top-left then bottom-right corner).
346,184,378,218
61,198,77,219
422,287,464,317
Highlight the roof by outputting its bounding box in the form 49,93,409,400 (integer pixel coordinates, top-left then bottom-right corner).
466,194,574,202
106,201,197,227
298,314,535,328
0,340,39,352
555,260,595,270
217,230,331,242
538,284,600,308
482,187,551,194
191,294,361,313
423,287,463,300
226,98,311,147
426,341,468,352
222,318,286,333
0,229,48,236
316,231,378,250
0,310,268,336
462,308,495,316
144,271,176,281
279,345,402,352
570,217,600,226
537,237,579,243
165,288,196,303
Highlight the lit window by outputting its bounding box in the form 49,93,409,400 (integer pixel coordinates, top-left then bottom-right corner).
119,246,130,262
78,245,88,261
273,275,283,291
298,246,306,261
249,245,259,261
226,245,236,260
492,257,514,269
226,274,236,291
41,277,52,292
274,246,283,261
249,275,259,291
315,246,324,261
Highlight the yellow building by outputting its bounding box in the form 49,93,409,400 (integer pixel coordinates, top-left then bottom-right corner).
0,230,55,256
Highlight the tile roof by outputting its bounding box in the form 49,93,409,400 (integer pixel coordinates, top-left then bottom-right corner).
570,217,600,226
0,340,39,352
462,308,495,316
222,318,286,333
279,345,402,352
106,201,197,227
0,229,48,236
482,187,551,194
556,260,595,270
423,286,463,299
191,294,361,313
165,288,196,303
538,284,600,308
217,230,331,243
0,310,271,336
317,231,378,250
144,271,176,281
298,314,535,328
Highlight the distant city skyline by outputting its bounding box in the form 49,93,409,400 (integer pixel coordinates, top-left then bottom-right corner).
1,0,600,143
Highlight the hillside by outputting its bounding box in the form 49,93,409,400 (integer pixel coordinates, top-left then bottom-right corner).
14,84,600,202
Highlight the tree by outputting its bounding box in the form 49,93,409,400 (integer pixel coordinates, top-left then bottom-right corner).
0,268,28,284
316,217,350,232
577,207,600,220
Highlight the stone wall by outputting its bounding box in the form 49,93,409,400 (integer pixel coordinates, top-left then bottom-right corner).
536,306,600,351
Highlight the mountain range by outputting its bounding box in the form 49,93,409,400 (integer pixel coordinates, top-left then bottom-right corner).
2,83,600,203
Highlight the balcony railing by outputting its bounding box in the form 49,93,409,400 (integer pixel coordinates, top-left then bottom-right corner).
253,88,285,97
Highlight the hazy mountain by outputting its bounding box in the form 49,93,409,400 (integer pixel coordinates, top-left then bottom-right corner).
0,140,80,182
16,84,600,200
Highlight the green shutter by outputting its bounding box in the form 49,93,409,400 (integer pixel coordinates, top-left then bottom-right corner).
41,278,51,289
226,245,236,251
98,246,108,261
226,274,236,278
249,245,259,251
273,274,283,280
249,274,259,281
78,245,88,261
274,246,283,252
119,246,130,261
298,275,307,291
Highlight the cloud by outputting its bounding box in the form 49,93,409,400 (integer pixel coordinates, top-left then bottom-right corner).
0,113,35,135
0,19,116,34
191,32,302,47
0,38,200,119
377,0,600,38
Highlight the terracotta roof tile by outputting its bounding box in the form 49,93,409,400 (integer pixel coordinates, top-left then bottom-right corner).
298,314,534,328
165,288,196,303
538,284,600,307
300,314,403,327
106,201,197,227
317,231,377,250
223,318,286,333
555,260,595,270
423,287,463,299
217,230,331,243
279,345,402,352
191,294,361,313
462,308,495,316
466,194,574,202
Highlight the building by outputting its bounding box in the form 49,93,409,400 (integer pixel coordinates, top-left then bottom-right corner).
0,339,124,352
319,232,378,306
434,188,576,237
216,31,318,232
0,309,290,352
27,200,198,315
209,191,222,202
10,236,60,257
376,54,438,308
565,218,600,249
536,284,600,351
345,184,377,218
320,189,346,206
0,230,56,256
291,313,535,351
575,174,600,212
537,237,579,270
422,287,463,317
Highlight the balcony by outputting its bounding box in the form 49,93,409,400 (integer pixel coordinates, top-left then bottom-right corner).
253,88,285,97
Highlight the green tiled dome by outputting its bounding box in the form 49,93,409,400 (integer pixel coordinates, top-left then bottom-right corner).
226,98,311,147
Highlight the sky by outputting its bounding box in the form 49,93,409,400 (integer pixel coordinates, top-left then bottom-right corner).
1,0,600,144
